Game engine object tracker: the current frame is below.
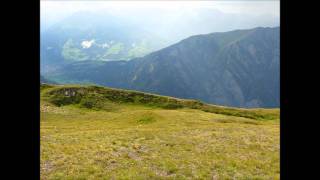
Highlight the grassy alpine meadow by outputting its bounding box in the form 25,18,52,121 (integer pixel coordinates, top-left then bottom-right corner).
40,84,280,180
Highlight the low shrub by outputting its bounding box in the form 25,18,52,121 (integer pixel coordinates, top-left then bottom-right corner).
161,103,184,109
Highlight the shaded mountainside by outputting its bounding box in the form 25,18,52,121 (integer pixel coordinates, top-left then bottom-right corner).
45,27,279,108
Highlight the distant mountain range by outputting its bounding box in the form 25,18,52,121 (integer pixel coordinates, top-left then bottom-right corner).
40,12,169,74
40,75,57,84
41,10,279,74
43,27,279,108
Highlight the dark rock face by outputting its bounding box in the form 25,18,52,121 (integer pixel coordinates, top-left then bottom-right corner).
45,27,279,108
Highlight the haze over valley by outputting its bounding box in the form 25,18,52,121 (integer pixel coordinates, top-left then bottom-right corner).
41,1,280,108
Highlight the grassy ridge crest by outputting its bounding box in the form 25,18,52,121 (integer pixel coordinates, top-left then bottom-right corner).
41,84,279,120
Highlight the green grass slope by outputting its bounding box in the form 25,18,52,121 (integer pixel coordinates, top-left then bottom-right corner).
41,84,279,179
41,84,279,120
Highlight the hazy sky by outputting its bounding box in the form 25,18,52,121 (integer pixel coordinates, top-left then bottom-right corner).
41,1,279,31
41,1,279,15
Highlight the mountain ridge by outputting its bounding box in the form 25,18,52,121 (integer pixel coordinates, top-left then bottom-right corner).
44,26,279,108
41,84,279,120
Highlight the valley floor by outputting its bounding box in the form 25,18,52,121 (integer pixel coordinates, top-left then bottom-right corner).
40,101,279,179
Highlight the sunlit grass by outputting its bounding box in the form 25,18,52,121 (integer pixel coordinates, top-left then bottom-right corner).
40,84,279,179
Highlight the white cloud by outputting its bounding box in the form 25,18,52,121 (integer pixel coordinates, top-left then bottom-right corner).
101,43,109,48
81,40,95,49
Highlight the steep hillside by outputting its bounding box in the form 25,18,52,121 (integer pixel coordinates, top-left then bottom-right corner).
45,27,279,107
130,27,279,107
40,84,279,179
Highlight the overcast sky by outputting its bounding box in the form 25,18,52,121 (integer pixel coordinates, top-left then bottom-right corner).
41,1,279,30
